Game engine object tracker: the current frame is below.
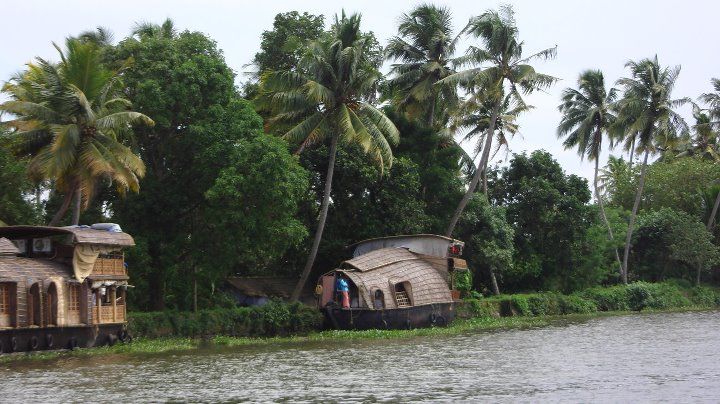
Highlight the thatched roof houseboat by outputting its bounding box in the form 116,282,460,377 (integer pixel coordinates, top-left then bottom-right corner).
0,225,134,352
317,234,467,330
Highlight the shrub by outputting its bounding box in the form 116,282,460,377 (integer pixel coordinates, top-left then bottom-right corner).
510,295,531,316
579,286,631,311
458,299,502,318
560,295,597,314
128,301,322,339
687,286,720,306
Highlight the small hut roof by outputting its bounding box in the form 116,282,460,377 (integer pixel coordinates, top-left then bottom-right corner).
349,234,464,258
0,256,74,283
0,226,134,247
0,238,19,255
342,247,417,272
348,234,460,248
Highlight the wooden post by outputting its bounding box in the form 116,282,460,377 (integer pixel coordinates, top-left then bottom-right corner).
111,287,117,323
96,290,101,324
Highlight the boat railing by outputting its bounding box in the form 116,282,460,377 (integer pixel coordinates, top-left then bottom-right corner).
92,304,125,324
92,257,126,277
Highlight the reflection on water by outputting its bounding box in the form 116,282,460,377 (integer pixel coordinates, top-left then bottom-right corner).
1,311,719,402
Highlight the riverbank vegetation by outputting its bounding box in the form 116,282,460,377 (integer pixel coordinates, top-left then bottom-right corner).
1,5,720,312
2,281,718,364
122,280,719,339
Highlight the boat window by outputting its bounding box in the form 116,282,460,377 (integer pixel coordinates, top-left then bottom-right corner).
394,282,412,307
66,283,85,325
373,289,385,309
46,282,58,326
68,284,81,312
0,283,15,328
28,283,42,326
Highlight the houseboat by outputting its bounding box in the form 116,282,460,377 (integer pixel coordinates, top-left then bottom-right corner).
0,224,134,352
316,234,467,330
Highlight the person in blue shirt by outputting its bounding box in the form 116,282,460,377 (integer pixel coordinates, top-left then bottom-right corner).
335,275,350,308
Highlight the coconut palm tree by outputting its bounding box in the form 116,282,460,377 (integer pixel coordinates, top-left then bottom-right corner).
257,12,399,302
700,78,720,128
385,4,461,128
675,107,720,161
453,91,531,193
557,70,622,278
613,56,688,283
598,155,631,200
441,6,557,237
1,38,153,226
697,80,720,258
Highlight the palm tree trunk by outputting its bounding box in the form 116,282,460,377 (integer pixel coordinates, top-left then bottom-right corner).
628,135,636,171
71,186,81,225
48,186,76,226
482,169,488,194
193,264,198,313
489,268,500,295
706,188,720,232
594,156,622,279
428,96,436,129
621,149,650,284
291,135,339,302
697,189,720,285
445,100,501,237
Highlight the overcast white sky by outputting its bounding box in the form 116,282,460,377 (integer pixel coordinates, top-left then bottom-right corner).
2,0,718,182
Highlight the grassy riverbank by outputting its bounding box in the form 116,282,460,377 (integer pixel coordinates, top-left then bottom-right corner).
0,311,619,364
1,281,719,364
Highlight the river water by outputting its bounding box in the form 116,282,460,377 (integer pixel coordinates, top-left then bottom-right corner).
0,311,718,403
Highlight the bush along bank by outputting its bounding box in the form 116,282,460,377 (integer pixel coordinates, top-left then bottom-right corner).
457,281,720,319
126,281,720,340
127,300,323,339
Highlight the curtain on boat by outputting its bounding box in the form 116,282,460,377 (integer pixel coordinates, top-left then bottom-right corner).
72,245,115,282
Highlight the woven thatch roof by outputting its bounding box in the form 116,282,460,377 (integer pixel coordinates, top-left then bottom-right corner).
339,247,452,309
342,247,417,272
0,256,74,283
0,226,134,247
0,238,19,255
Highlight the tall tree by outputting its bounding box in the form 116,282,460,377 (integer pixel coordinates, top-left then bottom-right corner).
700,78,720,128
452,91,530,193
613,56,688,283
107,20,305,310
698,79,720,234
0,133,40,225
441,6,557,237
385,4,461,128
258,12,399,302
557,70,622,279
251,12,325,76
244,12,325,98
1,38,153,226
675,107,720,161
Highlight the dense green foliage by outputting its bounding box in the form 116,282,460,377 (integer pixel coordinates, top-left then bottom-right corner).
460,281,720,318
104,26,309,310
1,38,153,225
488,151,616,291
128,300,322,338
0,144,40,225
1,4,720,313
632,208,720,281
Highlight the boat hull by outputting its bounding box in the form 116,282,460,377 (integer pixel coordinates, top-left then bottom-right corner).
0,324,127,353
323,302,456,330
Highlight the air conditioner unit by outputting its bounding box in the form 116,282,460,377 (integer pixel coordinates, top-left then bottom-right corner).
11,239,26,253
32,238,52,253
